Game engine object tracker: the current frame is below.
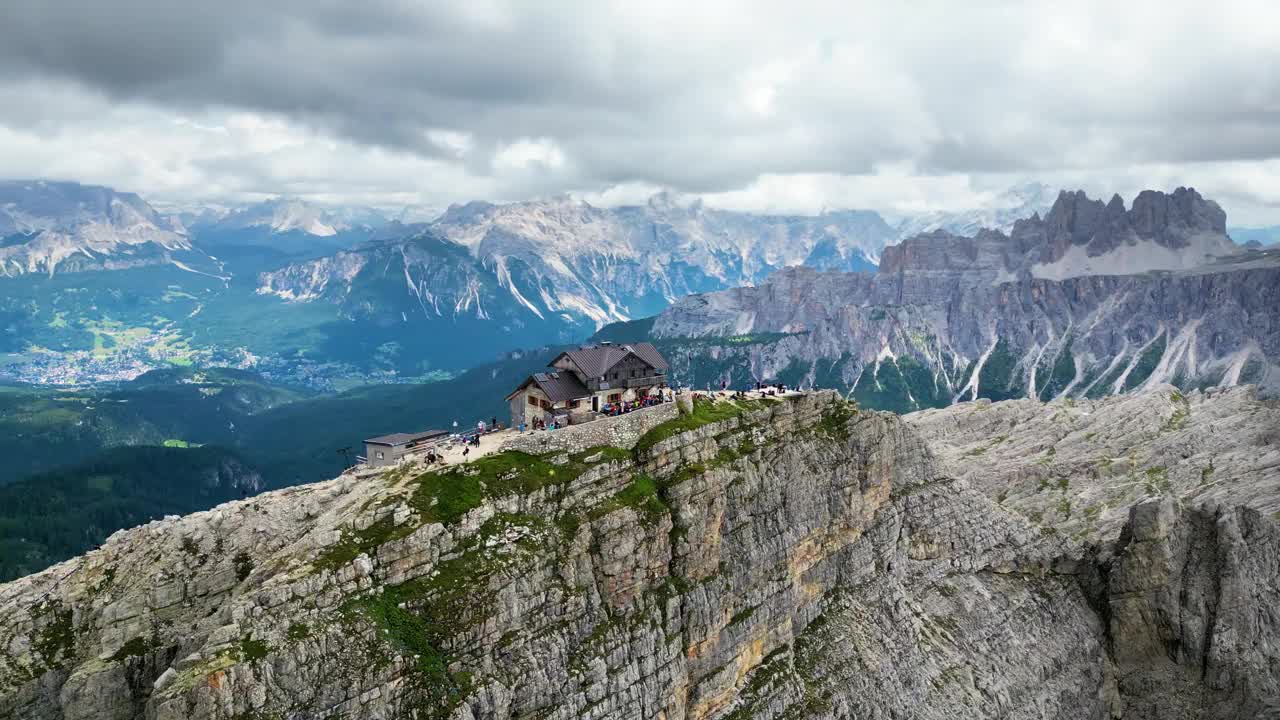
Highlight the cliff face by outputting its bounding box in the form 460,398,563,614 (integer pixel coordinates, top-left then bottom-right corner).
640,189,1276,411
648,250,1279,410
2,391,1277,719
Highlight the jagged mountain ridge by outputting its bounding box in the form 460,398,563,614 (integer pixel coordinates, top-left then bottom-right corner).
644,187,1276,409
0,181,194,277
877,185,1241,280
257,194,895,336
2,390,1278,719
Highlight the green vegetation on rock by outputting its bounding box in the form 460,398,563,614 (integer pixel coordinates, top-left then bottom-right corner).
634,396,764,455
30,600,75,672
975,337,1023,402
109,635,155,663
314,515,417,572
1037,337,1076,401
851,354,947,413
410,452,565,525
340,512,547,715
1123,332,1168,392
588,474,668,526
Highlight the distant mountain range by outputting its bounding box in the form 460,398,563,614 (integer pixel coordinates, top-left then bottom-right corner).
2,178,1275,390
0,181,194,277
256,194,895,351
0,181,898,383
612,187,1277,410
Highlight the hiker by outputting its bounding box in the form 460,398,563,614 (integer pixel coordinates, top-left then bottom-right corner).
490,417,497,431
462,446,470,458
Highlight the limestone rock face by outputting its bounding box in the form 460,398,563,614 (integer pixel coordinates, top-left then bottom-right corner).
1,391,1277,720
1101,499,1280,719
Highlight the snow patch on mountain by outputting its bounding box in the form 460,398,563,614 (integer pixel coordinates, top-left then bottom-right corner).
1032,233,1241,281
492,255,544,319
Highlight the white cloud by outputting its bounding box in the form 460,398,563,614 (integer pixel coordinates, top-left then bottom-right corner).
492,138,567,172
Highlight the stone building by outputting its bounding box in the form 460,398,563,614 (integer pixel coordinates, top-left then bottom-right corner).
506,342,669,428
362,429,448,468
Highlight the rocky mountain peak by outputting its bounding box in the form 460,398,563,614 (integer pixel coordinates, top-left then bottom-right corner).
1002,187,1241,278
436,199,498,226
1129,186,1227,241
1043,189,1108,243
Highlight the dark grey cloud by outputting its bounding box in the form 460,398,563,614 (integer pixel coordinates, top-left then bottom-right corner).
0,1,1277,221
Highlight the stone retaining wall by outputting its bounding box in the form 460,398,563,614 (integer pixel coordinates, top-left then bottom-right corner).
498,400,680,455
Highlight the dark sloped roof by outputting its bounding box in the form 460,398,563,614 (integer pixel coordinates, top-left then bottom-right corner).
628,342,669,371
507,371,590,403
556,344,624,378
555,342,668,377
365,429,449,446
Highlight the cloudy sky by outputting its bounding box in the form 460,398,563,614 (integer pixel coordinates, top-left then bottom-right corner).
1,0,1278,223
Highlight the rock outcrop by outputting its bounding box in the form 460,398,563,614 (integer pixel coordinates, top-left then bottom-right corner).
906,383,1280,543
2,390,1277,719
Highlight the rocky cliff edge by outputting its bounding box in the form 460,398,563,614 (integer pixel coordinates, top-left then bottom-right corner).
2,390,1277,719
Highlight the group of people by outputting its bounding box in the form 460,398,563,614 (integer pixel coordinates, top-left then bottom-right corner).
602,393,665,417
522,416,560,432
703,379,795,398
755,381,790,395
509,391,671,432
